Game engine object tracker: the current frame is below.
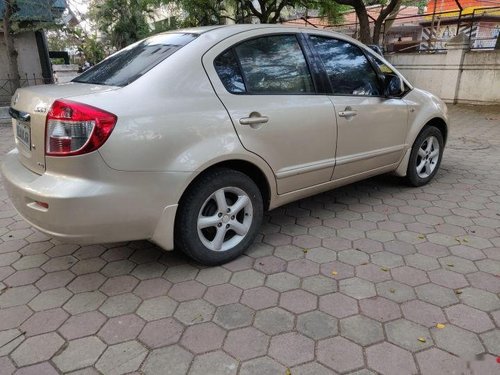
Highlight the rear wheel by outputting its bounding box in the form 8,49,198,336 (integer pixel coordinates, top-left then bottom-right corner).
175,168,263,265
406,126,444,187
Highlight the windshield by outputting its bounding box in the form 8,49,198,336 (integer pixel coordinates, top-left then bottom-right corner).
73,33,198,86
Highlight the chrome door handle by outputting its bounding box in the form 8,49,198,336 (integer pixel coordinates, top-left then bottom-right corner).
338,110,357,118
239,115,269,126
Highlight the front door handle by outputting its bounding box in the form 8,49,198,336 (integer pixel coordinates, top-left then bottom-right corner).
239,112,269,126
338,109,357,118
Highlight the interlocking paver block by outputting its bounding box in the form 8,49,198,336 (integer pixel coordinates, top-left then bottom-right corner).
11,332,64,367
415,283,459,307
196,266,231,285
0,305,32,331
230,269,265,289
366,342,417,375
401,300,446,328
20,308,69,336
254,255,287,274
432,324,484,357
340,315,383,346
99,292,141,317
265,272,300,292
63,291,107,315
174,299,215,325
98,314,145,344
339,277,376,299
319,293,358,318
190,351,238,375
204,284,242,306
133,277,171,299
168,280,206,301
297,310,338,339
99,275,139,296
302,274,337,295
445,304,494,333
287,258,320,277
214,303,253,329
254,307,294,335
458,287,500,311
416,348,469,375
279,289,317,313
268,332,314,366
385,319,433,352
180,322,225,354
360,296,401,322
377,280,416,303
138,317,183,348
223,327,269,361
291,362,335,375
53,336,106,373
481,330,500,355
317,336,363,373
28,287,72,311
58,310,106,340
239,357,285,375
96,340,148,375
136,296,178,321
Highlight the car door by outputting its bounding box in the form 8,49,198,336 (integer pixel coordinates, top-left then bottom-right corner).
203,31,338,194
307,34,409,181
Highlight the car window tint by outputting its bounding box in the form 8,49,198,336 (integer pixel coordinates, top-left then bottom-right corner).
214,49,246,93
73,33,198,87
309,36,381,96
234,35,314,94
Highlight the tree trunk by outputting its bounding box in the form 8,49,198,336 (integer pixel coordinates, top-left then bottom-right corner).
353,4,371,44
3,0,20,92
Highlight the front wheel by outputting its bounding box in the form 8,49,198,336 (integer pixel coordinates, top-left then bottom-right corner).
406,126,444,187
175,168,263,265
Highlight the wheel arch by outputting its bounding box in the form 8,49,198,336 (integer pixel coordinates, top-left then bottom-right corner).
394,116,449,177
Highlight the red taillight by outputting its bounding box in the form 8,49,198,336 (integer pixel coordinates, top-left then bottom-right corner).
46,99,117,156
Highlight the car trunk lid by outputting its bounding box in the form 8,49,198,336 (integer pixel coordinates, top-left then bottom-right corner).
9,83,120,175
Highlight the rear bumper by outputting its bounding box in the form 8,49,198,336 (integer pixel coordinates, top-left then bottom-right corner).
1,149,187,249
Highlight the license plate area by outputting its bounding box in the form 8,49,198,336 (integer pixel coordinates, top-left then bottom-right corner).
16,120,31,150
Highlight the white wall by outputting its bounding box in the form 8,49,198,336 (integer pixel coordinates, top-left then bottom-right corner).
386,44,500,105
0,31,43,81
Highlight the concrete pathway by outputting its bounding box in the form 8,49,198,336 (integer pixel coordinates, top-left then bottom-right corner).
0,105,498,374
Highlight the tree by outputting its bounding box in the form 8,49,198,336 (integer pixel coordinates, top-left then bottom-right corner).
2,0,21,90
88,0,158,50
331,0,403,44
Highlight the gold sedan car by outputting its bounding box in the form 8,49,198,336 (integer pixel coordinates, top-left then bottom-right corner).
2,25,448,265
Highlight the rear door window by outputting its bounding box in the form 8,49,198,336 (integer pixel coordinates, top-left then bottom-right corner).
214,35,314,94
73,33,198,86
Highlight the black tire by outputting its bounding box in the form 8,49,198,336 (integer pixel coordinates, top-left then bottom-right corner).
406,126,444,187
175,168,263,265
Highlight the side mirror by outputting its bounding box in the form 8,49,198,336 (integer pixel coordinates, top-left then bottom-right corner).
385,75,405,97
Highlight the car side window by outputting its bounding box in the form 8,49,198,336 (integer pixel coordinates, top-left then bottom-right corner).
309,36,381,96
214,49,246,94
233,35,314,94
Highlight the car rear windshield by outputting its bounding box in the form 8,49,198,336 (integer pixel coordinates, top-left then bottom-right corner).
73,33,198,87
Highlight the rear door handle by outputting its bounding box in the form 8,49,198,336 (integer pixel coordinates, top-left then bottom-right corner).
239,115,269,126
338,110,357,118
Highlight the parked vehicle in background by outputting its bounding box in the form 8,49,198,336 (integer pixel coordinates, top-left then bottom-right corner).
2,25,448,265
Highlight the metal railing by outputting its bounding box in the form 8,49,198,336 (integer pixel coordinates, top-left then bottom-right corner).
0,74,51,106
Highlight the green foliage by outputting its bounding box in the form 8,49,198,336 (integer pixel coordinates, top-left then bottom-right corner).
88,0,157,49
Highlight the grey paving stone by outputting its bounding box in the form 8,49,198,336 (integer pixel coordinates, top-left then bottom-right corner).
458,287,500,312
63,291,107,315
99,292,141,317
291,362,336,375
0,285,39,308
240,357,286,375
11,332,64,366
95,340,148,375
415,283,459,307
28,287,72,311
340,315,384,346
317,336,364,373
0,329,24,357
174,299,215,325
416,348,469,375
141,345,193,375
136,296,178,321
53,337,106,373
223,327,269,361
214,303,254,329
195,266,231,286
339,277,376,299
265,272,300,292
268,332,314,366
445,304,495,333
189,351,238,375
481,330,500,355
386,319,433,352
230,269,265,289
254,307,294,335
297,310,338,340
377,280,416,303
302,274,337,295
432,325,485,358
366,342,417,375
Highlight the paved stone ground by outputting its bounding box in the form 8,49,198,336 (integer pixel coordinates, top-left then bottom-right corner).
0,104,499,375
